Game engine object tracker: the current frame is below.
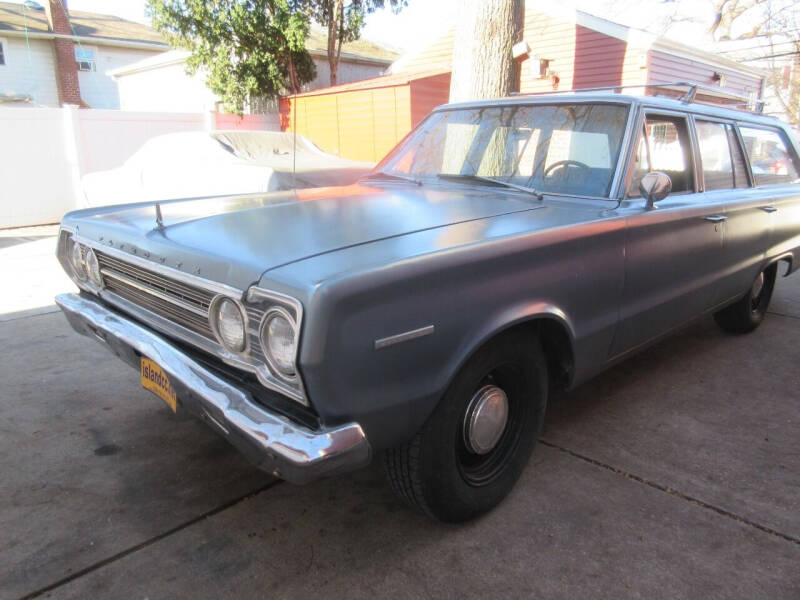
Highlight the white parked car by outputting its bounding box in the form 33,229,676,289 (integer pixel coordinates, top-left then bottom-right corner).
81,130,374,207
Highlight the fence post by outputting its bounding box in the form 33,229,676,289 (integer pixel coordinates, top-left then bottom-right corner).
205,110,216,131
61,104,85,210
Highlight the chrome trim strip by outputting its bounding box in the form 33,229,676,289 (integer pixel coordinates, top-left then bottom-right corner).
56,293,370,484
375,325,435,350
101,268,209,317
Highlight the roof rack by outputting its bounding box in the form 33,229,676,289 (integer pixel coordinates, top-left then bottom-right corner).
510,81,765,114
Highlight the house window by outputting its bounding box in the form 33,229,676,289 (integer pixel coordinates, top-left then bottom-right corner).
539,58,551,79
75,46,96,72
0,39,6,66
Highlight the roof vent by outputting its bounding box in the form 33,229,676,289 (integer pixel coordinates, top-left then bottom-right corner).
23,1,45,10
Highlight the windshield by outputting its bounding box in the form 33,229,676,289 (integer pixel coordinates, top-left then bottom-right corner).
376,103,629,198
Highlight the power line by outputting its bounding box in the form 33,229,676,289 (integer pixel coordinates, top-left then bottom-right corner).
716,40,797,54
739,51,800,61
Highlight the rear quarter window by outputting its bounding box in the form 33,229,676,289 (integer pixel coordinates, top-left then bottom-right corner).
739,126,800,186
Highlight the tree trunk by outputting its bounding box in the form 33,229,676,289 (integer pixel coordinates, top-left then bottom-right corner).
328,0,344,86
449,0,524,103
287,52,300,95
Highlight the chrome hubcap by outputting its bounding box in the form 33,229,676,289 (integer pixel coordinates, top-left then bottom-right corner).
463,385,509,455
751,272,765,300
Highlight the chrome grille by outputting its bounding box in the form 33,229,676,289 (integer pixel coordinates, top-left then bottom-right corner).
96,251,216,340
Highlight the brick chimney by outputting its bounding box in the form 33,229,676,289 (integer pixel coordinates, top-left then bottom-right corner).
44,0,85,106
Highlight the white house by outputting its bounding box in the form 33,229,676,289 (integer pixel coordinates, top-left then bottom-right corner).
110,27,399,113
0,0,167,108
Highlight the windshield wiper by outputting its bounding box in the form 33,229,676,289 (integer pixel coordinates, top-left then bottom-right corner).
362,171,423,186
436,173,543,200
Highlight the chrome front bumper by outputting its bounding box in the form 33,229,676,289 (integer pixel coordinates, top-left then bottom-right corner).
55,293,371,484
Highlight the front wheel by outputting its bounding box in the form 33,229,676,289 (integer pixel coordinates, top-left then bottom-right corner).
383,331,548,522
714,264,777,334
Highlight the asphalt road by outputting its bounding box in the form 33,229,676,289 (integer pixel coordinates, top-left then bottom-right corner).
1,229,798,599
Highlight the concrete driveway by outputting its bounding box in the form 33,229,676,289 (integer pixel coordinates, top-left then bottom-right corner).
1,227,798,599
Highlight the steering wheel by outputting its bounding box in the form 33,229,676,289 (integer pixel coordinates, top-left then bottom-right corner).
543,160,592,179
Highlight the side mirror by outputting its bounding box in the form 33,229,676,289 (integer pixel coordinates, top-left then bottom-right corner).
639,171,672,209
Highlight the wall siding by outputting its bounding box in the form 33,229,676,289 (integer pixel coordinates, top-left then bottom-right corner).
305,58,388,91
281,82,413,162
519,17,647,93
116,61,219,112
78,46,159,109
409,72,450,127
647,50,763,99
392,12,648,95
0,37,59,106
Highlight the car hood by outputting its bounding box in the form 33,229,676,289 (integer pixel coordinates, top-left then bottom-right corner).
63,183,538,290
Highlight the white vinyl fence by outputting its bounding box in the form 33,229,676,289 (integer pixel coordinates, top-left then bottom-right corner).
0,106,278,228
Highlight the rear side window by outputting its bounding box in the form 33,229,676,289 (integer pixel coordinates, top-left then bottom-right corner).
696,121,734,190
739,127,800,186
695,121,750,190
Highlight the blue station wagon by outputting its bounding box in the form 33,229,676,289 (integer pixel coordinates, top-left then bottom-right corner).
56,84,800,521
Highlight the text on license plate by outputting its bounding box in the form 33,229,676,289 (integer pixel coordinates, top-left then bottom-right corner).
140,357,177,412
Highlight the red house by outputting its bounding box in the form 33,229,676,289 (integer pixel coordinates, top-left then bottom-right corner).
281,5,765,162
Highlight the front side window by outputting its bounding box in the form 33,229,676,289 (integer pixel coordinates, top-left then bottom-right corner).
696,120,734,191
628,114,694,197
379,103,630,198
75,46,96,72
739,126,800,186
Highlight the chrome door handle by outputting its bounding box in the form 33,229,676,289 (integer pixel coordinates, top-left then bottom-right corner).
704,215,727,222
760,206,778,213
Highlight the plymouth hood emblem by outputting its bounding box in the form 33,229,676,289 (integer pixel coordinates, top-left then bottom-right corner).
155,202,165,231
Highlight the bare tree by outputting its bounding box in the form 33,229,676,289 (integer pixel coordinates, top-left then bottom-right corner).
710,0,799,124
449,0,524,102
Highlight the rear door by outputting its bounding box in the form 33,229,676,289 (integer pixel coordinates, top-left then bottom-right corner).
692,118,770,306
611,109,727,356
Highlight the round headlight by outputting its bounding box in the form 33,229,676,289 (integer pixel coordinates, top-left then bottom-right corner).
85,248,103,288
261,309,297,377
212,297,246,353
68,239,87,280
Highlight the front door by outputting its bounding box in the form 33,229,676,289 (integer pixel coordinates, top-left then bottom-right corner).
611,111,726,356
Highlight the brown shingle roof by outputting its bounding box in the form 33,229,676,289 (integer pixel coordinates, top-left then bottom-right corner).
0,1,166,45
306,27,399,63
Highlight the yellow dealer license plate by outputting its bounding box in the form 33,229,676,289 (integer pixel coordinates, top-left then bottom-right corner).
140,357,177,413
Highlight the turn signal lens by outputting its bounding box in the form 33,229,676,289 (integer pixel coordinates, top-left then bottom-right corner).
85,248,103,288
68,238,87,280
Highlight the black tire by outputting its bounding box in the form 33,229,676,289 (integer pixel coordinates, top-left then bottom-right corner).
383,331,548,522
714,264,777,334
